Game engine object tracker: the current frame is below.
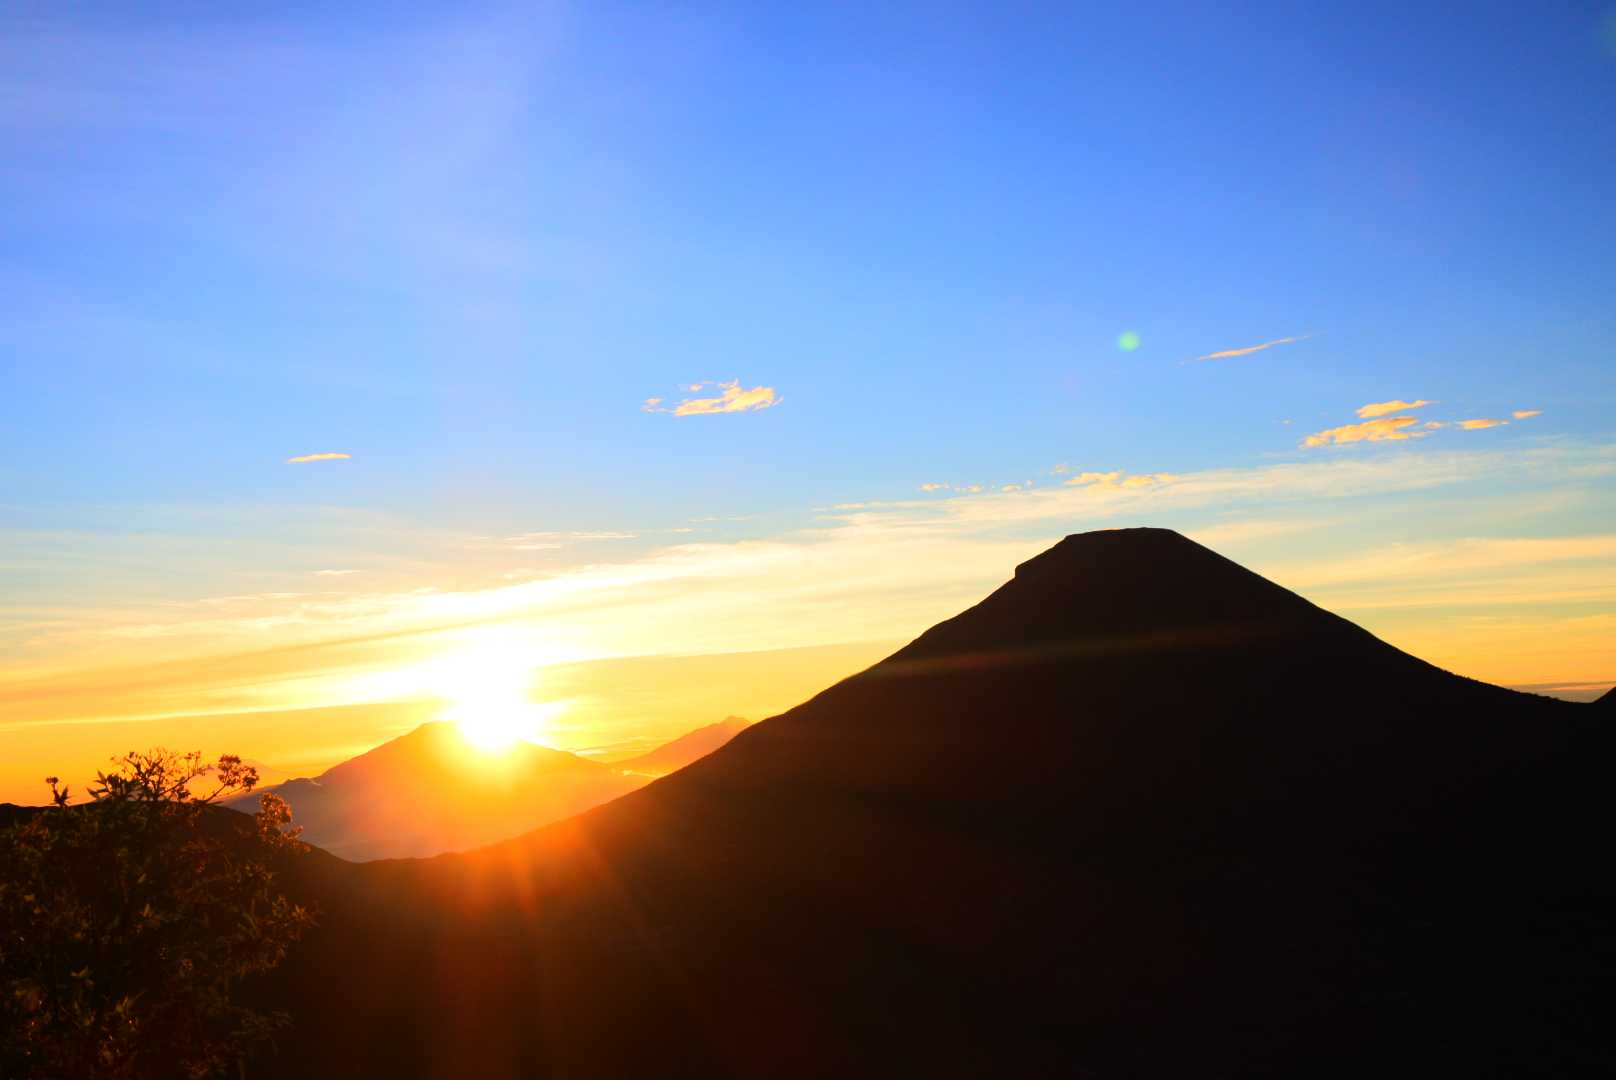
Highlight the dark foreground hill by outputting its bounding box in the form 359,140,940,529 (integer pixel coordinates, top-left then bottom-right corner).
254,529,1615,1078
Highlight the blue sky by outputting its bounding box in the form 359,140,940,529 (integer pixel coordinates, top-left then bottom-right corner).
2,2,1614,793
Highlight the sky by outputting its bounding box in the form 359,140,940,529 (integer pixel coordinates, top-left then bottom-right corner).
3,2,1614,801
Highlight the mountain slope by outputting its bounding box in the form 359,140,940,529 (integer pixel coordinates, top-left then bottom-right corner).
229,722,643,860
613,716,750,777
258,529,1615,1078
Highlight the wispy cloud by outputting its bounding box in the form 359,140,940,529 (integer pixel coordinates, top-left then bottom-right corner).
919,482,949,492
1190,334,1310,362
1063,470,1177,489
1357,398,1433,419
480,530,637,551
8,439,1612,751
1302,416,1425,448
314,569,358,577
286,452,351,464
644,380,781,416
1275,534,1616,590
1459,418,1507,430
1513,409,1543,420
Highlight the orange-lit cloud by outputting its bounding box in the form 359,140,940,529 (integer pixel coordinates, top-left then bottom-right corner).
1513,409,1543,420
1191,334,1310,362
919,482,949,492
1459,418,1507,430
1063,470,1176,489
286,452,351,464
1357,398,1433,419
645,380,781,416
1302,416,1424,447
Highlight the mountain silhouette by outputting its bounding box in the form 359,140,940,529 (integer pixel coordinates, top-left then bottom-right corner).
256,529,1615,1078
1596,685,1615,708
227,722,640,860
232,718,754,860
612,716,751,777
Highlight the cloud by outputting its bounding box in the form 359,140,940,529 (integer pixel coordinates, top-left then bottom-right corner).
1357,399,1434,419
1302,416,1424,448
1424,421,1445,429
286,452,351,464
1190,335,1310,362
1459,418,1507,430
645,380,781,417
8,438,1613,755
1275,534,1616,590
314,569,358,576
1183,518,1332,548
1063,470,1176,489
1513,409,1543,420
484,530,638,551
919,483,949,492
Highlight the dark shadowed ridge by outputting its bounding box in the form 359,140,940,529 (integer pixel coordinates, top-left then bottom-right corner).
257,528,1615,1079
1596,686,1616,709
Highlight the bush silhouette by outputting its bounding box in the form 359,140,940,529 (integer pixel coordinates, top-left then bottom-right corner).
0,750,315,1079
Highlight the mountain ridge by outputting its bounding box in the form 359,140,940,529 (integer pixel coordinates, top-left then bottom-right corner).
231,715,752,860
257,528,1614,1078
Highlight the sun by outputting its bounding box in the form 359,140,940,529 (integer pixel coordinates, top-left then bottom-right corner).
428,644,563,752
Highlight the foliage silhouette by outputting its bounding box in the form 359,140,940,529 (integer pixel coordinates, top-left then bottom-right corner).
0,750,314,1079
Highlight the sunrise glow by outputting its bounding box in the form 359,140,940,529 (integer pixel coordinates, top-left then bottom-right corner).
428,646,562,752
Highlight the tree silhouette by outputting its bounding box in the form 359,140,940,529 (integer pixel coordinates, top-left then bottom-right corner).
0,750,315,1079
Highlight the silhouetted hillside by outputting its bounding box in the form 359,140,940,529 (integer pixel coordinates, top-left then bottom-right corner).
255,529,1616,1078
1596,686,1615,709
613,716,750,777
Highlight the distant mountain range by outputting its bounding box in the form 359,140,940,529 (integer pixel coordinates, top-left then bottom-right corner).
227,718,748,860
250,529,1615,1077
612,716,751,776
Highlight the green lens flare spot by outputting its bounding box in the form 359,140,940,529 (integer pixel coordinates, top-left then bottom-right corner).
1117,331,1141,352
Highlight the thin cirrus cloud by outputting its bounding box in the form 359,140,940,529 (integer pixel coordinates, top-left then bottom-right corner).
643,380,781,417
1357,399,1434,419
286,452,351,464
1513,409,1543,420
1189,334,1310,362
1459,418,1508,430
1302,416,1425,448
